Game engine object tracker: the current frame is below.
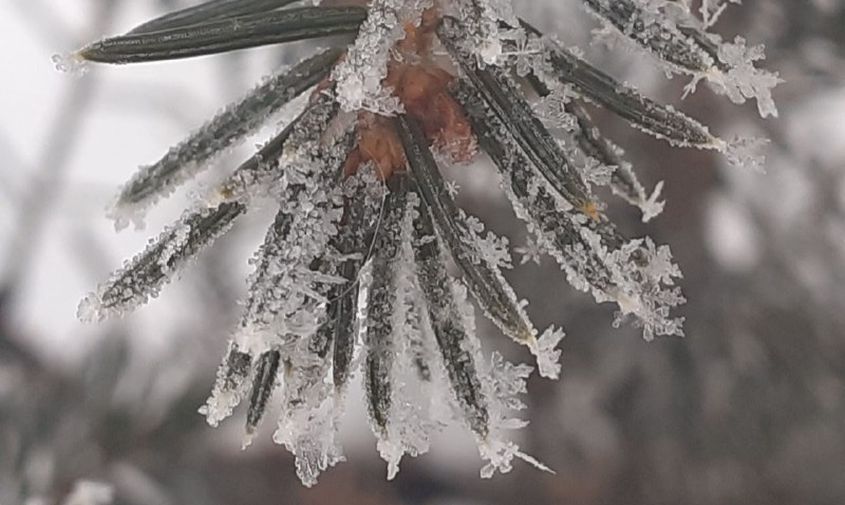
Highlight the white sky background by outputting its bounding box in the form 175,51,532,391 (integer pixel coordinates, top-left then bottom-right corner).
0,0,273,364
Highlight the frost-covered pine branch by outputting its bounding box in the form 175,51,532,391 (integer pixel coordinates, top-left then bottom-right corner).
69,0,778,485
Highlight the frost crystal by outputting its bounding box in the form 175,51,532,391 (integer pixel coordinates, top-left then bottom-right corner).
452,0,519,65
234,92,352,356
476,352,552,477
333,0,424,114
530,327,566,380
457,81,685,339
532,84,578,133
51,52,89,76
413,206,546,476
272,334,344,486
364,191,437,479
78,202,244,322
712,37,781,118
582,0,780,118
199,342,253,427
109,49,341,229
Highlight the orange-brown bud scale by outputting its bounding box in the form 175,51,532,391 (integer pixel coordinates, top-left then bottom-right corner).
352,113,408,179
340,5,477,180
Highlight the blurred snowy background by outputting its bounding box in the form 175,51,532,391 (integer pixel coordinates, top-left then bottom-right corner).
2,0,845,504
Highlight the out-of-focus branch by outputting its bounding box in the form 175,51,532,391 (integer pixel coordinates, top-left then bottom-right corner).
8,0,75,51
0,0,119,303
0,132,26,203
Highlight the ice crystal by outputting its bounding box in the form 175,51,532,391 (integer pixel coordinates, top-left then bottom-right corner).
199,342,253,427
582,0,781,118
109,49,342,230
51,52,90,76
78,202,245,322
456,81,684,339
333,0,425,114
364,191,436,479
712,36,781,118
74,0,778,486
532,84,578,133
451,0,519,65
272,332,344,486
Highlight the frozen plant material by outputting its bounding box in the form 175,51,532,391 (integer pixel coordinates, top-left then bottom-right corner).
78,202,245,323
127,0,304,35
412,207,549,475
397,114,564,378
438,17,593,210
564,99,666,222
455,80,684,339
518,21,723,151
199,342,253,427
234,93,352,357
454,0,519,64
272,325,344,486
74,0,777,486
245,349,282,436
582,0,781,118
332,0,424,113
79,7,367,63
109,48,342,229
360,184,434,479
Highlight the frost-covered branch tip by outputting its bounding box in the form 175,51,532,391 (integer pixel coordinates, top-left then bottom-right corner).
73,0,777,485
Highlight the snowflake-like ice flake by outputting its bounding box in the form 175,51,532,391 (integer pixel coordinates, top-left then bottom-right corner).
709,36,782,118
